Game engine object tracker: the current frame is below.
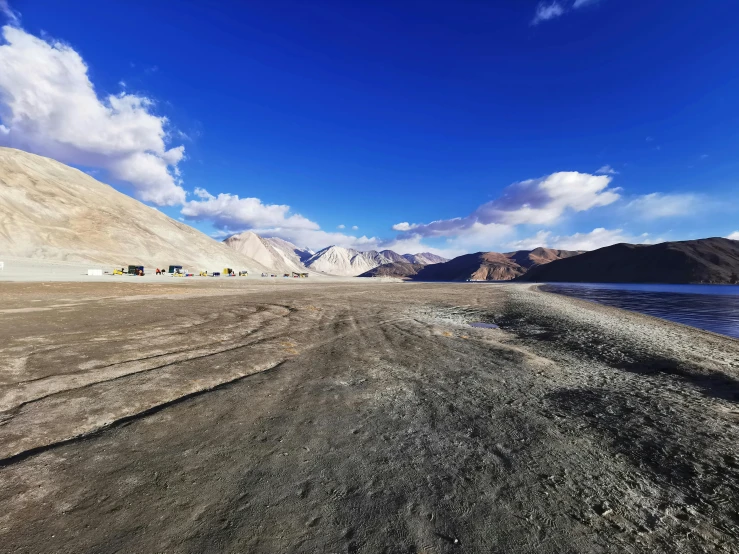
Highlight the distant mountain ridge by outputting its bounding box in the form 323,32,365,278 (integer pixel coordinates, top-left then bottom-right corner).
222,231,313,274
304,246,448,276
358,261,426,279
220,237,449,276
405,247,584,281
519,238,739,284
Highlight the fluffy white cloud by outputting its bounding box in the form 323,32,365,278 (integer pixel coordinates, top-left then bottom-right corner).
550,228,635,250
337,224,345,229
181,189,320,231
0,25,186,205
595,164,618,175
393,171,619,241
626,193,701,219
513,227,660,251
181,191,412,253
351,225,358,230
728,231,739,241
531,2,565,25
507,230,553,251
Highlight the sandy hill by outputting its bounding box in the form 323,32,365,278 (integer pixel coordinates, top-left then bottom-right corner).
413,248,584,281
520,238,739,284
222,231,313,274
0,147,270,272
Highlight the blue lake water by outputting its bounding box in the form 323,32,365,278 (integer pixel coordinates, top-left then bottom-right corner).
541,283,739,339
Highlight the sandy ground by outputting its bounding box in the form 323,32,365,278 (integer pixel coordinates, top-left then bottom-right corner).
0,279,738,553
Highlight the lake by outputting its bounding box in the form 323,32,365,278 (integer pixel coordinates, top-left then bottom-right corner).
541,283,739,339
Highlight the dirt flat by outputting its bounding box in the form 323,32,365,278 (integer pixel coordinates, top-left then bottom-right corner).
0,280,738,553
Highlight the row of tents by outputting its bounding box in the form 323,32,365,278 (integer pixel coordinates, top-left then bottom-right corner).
111,265,308,278
261,272,309,278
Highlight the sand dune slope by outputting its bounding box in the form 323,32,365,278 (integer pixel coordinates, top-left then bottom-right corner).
0,147,270,272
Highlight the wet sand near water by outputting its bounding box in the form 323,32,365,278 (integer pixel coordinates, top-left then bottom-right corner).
1,279,738,553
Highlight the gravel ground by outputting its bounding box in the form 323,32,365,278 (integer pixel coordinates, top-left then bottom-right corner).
0,280,737,553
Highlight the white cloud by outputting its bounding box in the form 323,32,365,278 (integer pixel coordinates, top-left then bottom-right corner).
507,230,552,251
531,2,565,25
549,228,633,250
181,189,320,231
394,171,619,241
337,224,345,229
573,0,600,8
531,0,602,25
351,225,358,230
728,231,739,241
441,222,515,254
513,227,661,251
595,164,618,175
0,25,186,205
0,1,19,25
180,191,418,254
626,193,702,219
379,234,465,259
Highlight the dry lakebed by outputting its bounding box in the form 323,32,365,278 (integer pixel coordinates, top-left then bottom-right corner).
0,279,738,553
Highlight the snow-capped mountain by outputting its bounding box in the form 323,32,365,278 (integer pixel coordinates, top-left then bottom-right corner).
223,231,447,276
305,246,447,276
303,246,380,276
402,252,448,265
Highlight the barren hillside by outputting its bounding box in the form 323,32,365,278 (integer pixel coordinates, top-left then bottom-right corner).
0,148,269,272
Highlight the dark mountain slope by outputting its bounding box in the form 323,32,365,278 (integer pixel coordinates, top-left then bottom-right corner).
520,238,739,284
358,261,426,278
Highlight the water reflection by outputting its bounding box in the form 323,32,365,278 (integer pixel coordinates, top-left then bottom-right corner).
542,283,739,339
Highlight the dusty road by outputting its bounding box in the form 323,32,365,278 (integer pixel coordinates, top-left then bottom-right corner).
1,280,738,553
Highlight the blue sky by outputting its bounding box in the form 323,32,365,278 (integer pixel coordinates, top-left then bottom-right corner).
0,0,737,255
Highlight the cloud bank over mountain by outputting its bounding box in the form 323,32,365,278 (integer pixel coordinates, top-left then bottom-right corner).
0,25,186,205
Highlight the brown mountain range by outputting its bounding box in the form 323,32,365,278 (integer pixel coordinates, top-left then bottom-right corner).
519,238,739,284
359,247,583,281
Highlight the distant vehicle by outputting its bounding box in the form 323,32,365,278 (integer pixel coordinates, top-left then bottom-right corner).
223,267,235,276
261,272,267,277
239,271,248,276
128,265,144,276
168,265,182,274
300,273,308,278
